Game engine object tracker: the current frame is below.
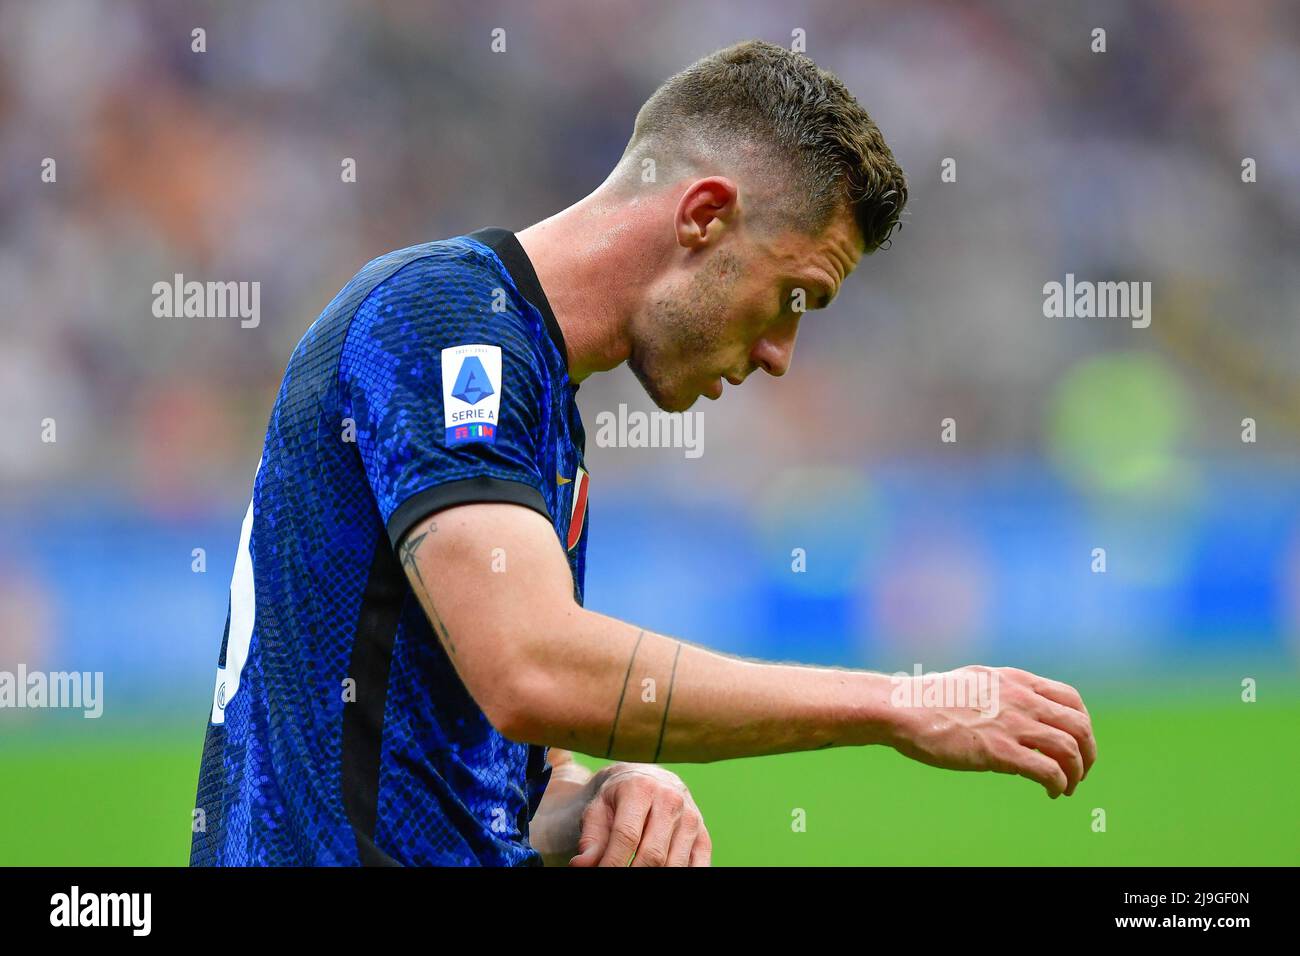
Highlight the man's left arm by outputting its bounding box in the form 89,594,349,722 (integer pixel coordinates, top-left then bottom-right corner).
530,749,712,867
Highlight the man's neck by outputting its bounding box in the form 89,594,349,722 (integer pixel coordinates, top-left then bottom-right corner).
516,189,660,383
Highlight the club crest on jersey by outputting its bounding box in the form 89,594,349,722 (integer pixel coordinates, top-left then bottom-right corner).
441,344,502,446
565,465,589,551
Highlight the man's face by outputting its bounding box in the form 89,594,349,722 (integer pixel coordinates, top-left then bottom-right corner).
628,206,864,412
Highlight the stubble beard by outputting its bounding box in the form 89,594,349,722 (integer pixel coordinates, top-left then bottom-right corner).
629,251,742,412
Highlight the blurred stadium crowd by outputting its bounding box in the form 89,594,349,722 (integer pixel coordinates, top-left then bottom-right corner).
1,0,1297,715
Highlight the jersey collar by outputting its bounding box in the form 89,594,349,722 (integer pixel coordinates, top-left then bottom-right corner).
467,227,570,377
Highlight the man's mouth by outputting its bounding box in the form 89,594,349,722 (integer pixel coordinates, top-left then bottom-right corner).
705,371,745,400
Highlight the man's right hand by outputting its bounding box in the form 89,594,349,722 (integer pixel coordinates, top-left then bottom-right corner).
398,504,1100,775
887,666,1098,798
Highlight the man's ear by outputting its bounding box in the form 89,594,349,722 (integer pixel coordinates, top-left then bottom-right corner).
674,177,740,249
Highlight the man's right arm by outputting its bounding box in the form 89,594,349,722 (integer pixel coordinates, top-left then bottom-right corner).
398,502,1097,797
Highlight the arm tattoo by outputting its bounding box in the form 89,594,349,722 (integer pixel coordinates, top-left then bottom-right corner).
397,528,428,571
398,520,456,657
651,642,682,763
604,630,644,758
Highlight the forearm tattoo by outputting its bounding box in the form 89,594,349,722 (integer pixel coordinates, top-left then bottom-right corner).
605,630,682,762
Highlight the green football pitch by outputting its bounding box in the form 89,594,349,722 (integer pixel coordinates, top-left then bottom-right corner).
1,684,1295,866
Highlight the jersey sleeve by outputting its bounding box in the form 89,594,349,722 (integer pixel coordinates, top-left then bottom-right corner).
340,252,557,549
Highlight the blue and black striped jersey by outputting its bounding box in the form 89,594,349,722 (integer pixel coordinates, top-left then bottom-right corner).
191,228,589,866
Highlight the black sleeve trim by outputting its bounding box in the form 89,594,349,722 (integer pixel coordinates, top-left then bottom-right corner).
386,476,552,549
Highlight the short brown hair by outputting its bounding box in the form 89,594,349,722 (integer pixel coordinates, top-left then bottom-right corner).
622,39,908,252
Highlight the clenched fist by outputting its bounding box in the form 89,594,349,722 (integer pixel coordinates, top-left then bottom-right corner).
570,764,712,867
888,666,1098,798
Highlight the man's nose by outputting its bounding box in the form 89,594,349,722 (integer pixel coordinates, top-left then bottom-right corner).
752,320,798,377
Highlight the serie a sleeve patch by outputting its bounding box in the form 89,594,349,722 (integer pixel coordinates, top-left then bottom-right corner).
441,344,503,446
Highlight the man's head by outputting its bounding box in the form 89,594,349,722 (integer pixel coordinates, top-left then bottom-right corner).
610,40,907,411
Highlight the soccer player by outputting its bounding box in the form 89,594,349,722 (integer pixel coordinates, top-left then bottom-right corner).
192,40,1097,867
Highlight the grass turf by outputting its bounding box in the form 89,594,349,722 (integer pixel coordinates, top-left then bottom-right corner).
1,686,1294,865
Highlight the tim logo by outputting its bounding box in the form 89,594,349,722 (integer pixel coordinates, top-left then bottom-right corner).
442,344,502,446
